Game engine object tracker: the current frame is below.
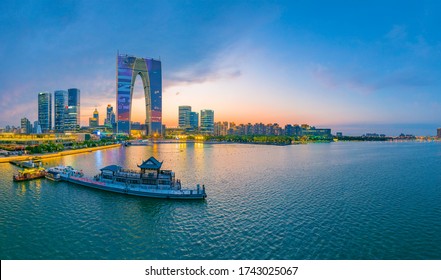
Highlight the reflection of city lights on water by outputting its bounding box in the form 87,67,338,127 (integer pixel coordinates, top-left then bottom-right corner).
17,183,27,196
95,151,103,167
33,180,42,199
195,142,204,148
176,143,187,150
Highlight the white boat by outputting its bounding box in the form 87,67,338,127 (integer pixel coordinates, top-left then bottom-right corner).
60,157,206,200
124,140,152,146
45,166,84,180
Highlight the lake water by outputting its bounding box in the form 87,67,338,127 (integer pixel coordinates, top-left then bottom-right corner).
0,141,440,259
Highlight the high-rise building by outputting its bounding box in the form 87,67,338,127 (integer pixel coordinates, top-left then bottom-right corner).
54,90,68,133
190,111,199,130
214,121,228,136
104,104,116,131
437,128,441,138
38,92,52,133
116,54,162,135
178,106,191,129
20,117,31,134
200,109,214,134
93,108,99,125
89,108,99,127
104,104,113,126
65,88,81,131
33,121,41,134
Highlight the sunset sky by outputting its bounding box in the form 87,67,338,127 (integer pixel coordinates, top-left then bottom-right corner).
0,0,440,135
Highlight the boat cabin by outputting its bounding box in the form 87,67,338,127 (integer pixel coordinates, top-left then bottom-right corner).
99,156,176,187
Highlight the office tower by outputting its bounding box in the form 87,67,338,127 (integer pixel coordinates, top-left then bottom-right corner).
54,90,68,132
116,54,162,135
20,117,31,134
190,111,199,130
200,109,214,134
106,104,113,121
93,108,99,125
38,92,52,133
65,88,81,131
105,104,114,127
33,121,40,133
437,128,441,138
89,108,99,127
178,106,191,129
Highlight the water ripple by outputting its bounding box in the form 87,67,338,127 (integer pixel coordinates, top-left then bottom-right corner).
1,142,441,259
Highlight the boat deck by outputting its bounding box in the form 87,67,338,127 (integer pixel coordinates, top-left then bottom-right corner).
67,176,205,199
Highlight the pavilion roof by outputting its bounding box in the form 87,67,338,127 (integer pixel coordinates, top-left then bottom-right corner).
137,156,162,170
100,165,122,172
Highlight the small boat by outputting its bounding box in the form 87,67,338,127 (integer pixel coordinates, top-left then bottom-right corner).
10,158,42,168
45,166,84,180
59,156,206,199
13,167,46,182
124,140,152,146
45,170,61,181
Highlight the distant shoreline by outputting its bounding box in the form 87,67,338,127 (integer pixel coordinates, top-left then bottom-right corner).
0,144,121,163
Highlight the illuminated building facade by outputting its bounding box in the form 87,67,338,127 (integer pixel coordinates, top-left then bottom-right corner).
54,90,68,132
89,108,99,127
105,104,116,128
116,54,162,135
65,88,81,131
38,92,52,133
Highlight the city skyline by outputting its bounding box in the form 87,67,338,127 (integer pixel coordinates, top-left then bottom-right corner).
1,1,440,136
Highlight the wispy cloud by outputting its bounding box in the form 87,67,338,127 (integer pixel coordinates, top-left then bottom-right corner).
386,25,408,41
164,41,255,87
312,64,434,94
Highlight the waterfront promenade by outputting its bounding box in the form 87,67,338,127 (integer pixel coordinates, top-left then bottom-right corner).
0,143,121,163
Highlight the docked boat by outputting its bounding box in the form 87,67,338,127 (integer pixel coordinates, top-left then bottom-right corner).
13,167,46,182
45,166,84,180
45,169,61,181
124,140,152,146
10,158,42,168
61,157,206,199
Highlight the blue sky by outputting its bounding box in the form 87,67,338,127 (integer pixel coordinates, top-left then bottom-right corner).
0,0,440,135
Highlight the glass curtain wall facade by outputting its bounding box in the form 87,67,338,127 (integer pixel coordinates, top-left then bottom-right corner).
178,106,191,129
200,109,214,134
21,117,31,134
105,104,116,129
54,90,68,132
190,112,199,130
116,54,162,135
38,92,52,133
65,88,81,131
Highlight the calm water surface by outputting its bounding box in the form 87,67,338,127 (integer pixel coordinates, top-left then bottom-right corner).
0,141,440,259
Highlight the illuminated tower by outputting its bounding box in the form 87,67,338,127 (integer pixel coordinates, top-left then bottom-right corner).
65,88,81,131
38,92,52,133
93,108,99,125
105,104,116,128
54,90,68,132
116,53,162,135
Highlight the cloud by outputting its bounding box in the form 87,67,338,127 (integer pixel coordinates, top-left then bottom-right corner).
386,25,407,41
164,42,248,87
312,63,434,94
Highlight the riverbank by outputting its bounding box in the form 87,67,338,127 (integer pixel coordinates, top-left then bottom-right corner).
0,144,121,163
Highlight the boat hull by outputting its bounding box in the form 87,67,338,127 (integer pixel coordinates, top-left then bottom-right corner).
64,176,206,200
13,173,45,182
